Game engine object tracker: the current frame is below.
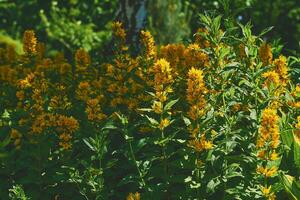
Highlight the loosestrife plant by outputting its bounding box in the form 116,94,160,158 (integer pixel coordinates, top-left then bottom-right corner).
0,15,299,200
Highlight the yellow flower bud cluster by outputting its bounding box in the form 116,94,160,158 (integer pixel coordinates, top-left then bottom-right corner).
140,30,157,60
23,30,37,55
259,42,272,66
186,67,208,120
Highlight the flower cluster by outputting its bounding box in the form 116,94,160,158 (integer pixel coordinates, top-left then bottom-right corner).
186,67,208,120
256,107,280,200
140,30,157,60
259,42,273,66
23,30,37,55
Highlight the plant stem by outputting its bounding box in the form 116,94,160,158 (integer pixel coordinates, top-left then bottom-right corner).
129,139,146,188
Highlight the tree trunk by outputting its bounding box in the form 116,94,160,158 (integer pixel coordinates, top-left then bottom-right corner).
116,0,148,53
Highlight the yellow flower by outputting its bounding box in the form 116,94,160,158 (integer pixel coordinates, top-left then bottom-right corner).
56,115,79,133
261,185,271,196
266,166,278,177
159,118,170,130
152,59,173,91
16,91,25,101
262,71,280,88
261,185,276,200
18,73,35,89
187,67,208,120
257,150,266,159
187,67,207,103
76,81,91,102
112,21,126,41
59,132,72,141
204,140,213,150
273,55,288,85
23,30,37,55
75,48,90,71
184,44,209,68
126,192,140,200
256,166,277,177
259,42,272,65
188,135,213,152
152,101,163,114
140,30,156,59
59,142,72,150
160,44,185,72
257,108,280,149
195,28,210,48
269,151,279,161
86,98,106,122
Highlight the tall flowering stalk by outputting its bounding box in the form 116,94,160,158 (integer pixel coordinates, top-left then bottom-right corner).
186,67,212,152
140,30,157,60
23,30,37,55
256,107,280,200
262,54,289,109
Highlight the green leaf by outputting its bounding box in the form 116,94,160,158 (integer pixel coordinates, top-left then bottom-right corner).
279,173,300,200
281,129,294,150
182,116,191,126
137,108,153,112
293,134,300,170
164,98,179,111
83,138,96,151
258,26,274,37
145,115,159,126
0,135,11,149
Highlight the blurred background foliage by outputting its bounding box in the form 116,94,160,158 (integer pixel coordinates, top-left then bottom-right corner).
0,0,117,59
0,0,299,54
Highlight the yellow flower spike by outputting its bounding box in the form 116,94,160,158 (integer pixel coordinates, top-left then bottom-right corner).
273,55,288,86
140,30,157,60
152,59,173,90
23,30,37,55
86,98,106,122
259,42,273,65
186,67,208,120
75,48,90,71
184,43,209,68
257,108,280,149
112,21,126,41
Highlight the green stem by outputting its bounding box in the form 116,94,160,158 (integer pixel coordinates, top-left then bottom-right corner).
129,139,146,188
